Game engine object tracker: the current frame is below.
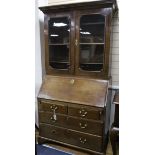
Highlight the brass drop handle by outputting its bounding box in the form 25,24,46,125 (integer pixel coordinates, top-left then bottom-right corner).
79,122,87,129
50,105,58,111
79,109,87,117
79,137,87,144
50,105,57,122
50,116,56,122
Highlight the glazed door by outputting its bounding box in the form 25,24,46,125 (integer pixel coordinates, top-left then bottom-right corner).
75,9,112,79
45,12,75,75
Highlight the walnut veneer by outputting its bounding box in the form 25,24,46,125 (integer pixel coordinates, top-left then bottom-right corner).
37,1,117,154
38,76,112,154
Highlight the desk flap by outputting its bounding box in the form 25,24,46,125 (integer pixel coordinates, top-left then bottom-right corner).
38,75,109,108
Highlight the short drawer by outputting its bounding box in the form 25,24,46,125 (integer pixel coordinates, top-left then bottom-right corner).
39,112,67,127
67,129,103,152
67,116,104,136
68,104,104,120
39,99,67,114
39,124,68,143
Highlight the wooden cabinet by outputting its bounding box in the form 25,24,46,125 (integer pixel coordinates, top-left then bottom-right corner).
38,1,117,154
38,76,112,154
39,0,117,79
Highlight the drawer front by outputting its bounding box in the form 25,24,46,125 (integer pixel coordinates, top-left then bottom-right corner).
39,100,67,114
39,112,67,127
68,105,104,120
39,124,68,143
67,116,103,136
67,129,103,152
39,124,103,152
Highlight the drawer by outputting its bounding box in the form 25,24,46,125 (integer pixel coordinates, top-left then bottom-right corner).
39,123,103,152
39,99,67,114
67,116,104,136
39,112,67,127
67,129,103,152
68,104,104,120
39,123,68,143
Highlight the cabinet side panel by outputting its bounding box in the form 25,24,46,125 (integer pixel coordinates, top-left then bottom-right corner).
103,8,113,79
104,88,112,134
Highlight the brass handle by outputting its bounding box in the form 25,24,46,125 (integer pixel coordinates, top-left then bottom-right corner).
50,116,56,122
50,105,58,111
79,137,87,144
79,109,87,117
79,122,87,129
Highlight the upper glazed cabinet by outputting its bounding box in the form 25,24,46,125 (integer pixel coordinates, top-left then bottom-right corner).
39,0,117,79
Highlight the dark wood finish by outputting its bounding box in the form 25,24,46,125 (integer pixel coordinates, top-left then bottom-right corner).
37,76,112,155
38,75,108,108
39,99,67,114
113,104,119,127
104,9,113,79
66,129,103,152
67,116,104,136
39,0,116,79
113,90,119,104
39,0,117,13
110,90,119,155
37,1,117,154
39,111,103,136
44,12,74,75
68,104,105,120
75,8,112,79
39,112,67,127
37,136,49,144
39,123,103,153
38,136,104,155
39,123,69,143
113,90,119,127
110,128,118,155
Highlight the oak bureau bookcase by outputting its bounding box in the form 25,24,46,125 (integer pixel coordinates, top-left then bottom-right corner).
38,0,117,154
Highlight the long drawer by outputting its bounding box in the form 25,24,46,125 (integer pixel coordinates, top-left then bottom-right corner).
68,104,105,120
67,129,103,153
39,112,67,127
39,99,67,114
67,116,103,136
39,112,104,136
39,123,103,152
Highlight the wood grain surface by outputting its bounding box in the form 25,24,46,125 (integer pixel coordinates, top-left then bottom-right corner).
38,75,109,108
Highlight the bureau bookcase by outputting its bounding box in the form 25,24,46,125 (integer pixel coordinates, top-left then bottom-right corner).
38,0,117,154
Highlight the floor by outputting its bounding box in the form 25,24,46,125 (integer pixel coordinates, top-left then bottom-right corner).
44,140,114,155
36,130,118,155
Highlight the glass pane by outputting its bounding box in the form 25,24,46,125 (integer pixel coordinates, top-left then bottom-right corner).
48,16,70,70
79,14,105,71
80,45,104,71
49,45,69,69
48,17,70,44
80,14,105,43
